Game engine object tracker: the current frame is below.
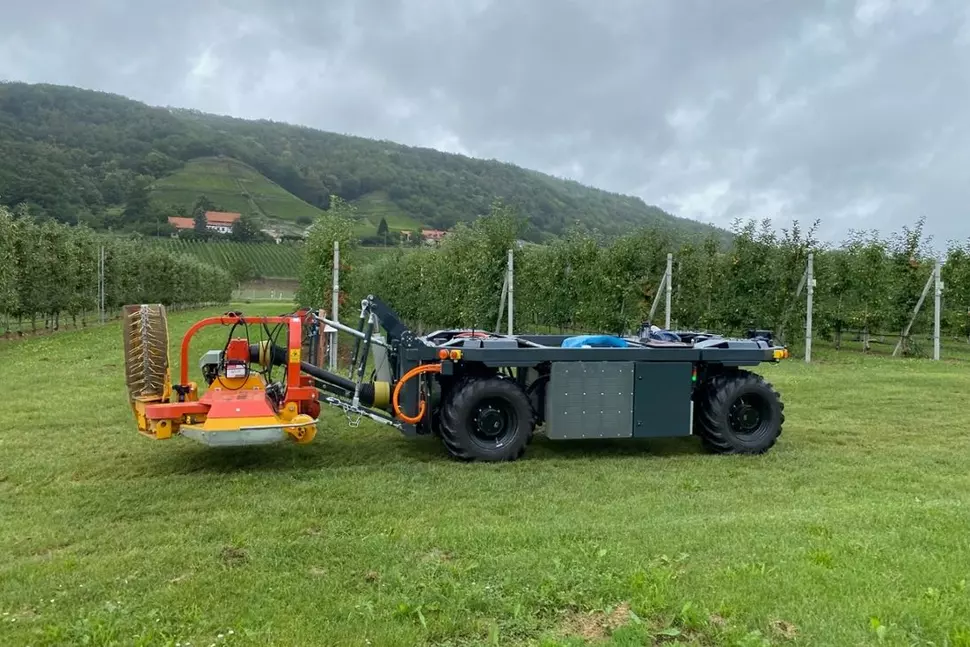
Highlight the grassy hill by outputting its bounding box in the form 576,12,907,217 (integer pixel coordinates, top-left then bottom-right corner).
152,158,425,239
152,157,323,227
0,81,731,245
351,190,425,236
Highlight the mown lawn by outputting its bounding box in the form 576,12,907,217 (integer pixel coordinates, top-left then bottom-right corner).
2,304,970,646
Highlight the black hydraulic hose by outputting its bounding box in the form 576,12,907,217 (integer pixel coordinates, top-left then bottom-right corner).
250,342,288,367
249,342,379,407
302,361,378,407
348,308,368,376
299,361,354,392
356,315,375,386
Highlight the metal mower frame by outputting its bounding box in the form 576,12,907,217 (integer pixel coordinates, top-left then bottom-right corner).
123,295,789,461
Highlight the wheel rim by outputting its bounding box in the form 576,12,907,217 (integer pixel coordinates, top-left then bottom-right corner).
727,393,772,437
468,397,518,449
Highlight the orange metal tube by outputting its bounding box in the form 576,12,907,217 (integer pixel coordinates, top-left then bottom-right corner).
286,315,303,387
392,363,442,424
178,314,298,384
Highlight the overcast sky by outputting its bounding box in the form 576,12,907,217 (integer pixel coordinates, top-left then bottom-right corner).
2,0,969,247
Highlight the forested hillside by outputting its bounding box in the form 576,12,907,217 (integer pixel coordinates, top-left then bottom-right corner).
0,82,726,242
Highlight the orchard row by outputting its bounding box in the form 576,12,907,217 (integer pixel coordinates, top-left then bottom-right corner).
298,200,970,353
0,206,233,330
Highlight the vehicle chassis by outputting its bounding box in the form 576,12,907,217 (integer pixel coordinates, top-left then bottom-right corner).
314,295,788,462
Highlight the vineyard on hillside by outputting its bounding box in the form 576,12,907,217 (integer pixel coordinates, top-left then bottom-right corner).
300,201,970,358
0,207,232,332
151,156,325,229
155,239,305,279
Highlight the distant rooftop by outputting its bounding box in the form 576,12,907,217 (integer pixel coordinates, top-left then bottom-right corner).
167,216,194,230
205,211,241,224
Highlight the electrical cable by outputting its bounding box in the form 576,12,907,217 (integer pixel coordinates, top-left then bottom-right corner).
392,363,443,424
216,316,252,391
214,309,299,395
259,319,286,384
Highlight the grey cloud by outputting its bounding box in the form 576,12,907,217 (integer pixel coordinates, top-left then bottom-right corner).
2,0,970,247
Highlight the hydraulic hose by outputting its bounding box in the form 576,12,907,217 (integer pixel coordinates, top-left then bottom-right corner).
298,361,355,392
249,341,388,408
300,361,384,408
250,341,288,368
250,342,363,391
392,363,442,424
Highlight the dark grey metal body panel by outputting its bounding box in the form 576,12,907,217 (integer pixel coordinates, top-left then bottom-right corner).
633,362,694,437
546,361,635,439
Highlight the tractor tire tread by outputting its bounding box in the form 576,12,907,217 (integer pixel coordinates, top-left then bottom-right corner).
439,376,536,462
694,369,784,455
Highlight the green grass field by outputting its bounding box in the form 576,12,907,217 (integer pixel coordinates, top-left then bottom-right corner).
2,305,970,646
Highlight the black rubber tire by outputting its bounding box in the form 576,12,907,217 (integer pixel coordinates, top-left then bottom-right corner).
694,369,784,454
439,376,535,462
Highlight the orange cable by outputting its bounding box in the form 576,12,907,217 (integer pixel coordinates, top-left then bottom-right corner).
392,363,442,424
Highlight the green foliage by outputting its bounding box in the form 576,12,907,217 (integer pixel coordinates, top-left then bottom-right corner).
228,256,257,285
67,226,99,320
121,175,155,225
192,194,217,218
443,200,524,327
335,210,968,353
347,201,524,330
230,212,269,243
0,208,231,331
0,207,19,319
942,242,970,339
296,196,359,310
0,81,727,243
193,210,208,234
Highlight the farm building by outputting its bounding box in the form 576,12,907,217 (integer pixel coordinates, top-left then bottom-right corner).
167,211,242,235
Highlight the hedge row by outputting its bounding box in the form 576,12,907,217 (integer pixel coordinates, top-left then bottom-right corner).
299,201,970,356
0,206,233,330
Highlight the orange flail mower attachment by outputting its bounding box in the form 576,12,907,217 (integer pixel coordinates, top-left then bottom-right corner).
124,308,320,447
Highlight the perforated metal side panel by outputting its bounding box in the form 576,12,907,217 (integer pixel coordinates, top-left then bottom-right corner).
546,361,634,439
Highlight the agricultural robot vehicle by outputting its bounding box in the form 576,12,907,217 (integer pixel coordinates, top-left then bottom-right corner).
122,296,789,461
